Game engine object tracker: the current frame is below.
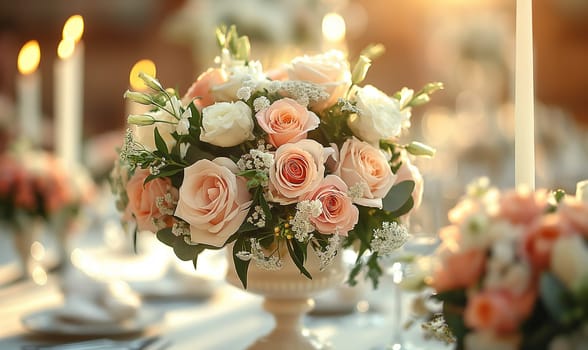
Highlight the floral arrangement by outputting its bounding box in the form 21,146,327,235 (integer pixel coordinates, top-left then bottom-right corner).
112,26,441,288
431,178,588,350
0,145,94,231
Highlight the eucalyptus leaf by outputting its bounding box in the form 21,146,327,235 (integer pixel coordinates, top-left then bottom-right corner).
382,180,415,212
173,239,202,261
156,227,176,247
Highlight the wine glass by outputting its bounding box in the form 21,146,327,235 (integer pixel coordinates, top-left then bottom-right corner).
372,231,440,350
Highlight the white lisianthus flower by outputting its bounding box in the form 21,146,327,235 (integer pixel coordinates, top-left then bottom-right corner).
347,85,411,144
200,101,255,147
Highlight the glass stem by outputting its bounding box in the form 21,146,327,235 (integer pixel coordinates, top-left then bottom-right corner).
390,262,405,348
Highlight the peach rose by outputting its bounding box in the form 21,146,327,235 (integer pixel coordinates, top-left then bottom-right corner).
301,175,359,236
333,137,396,208
268,139,332,205
256,98,320,147
125,169,178,233
175,158,252,247
182,68,228,108
464,289,536,333
498,189,548,225
288,50,352,112
432,248,486,292
394,155,423,211
560,198,588,237
522,214,569,271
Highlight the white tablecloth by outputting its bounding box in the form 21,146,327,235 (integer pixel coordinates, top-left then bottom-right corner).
0,228,451,350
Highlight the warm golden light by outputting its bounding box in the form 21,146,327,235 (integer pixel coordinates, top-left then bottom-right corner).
129,59,157,90
62,14,84,43
57,39,75,59
17,40,40,75
30,241,46,261
322,13,346,43
31,265,48,286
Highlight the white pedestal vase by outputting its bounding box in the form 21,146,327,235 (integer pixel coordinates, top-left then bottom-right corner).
226,244,347,350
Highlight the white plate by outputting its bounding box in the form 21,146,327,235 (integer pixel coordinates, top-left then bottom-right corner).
21,308,164,337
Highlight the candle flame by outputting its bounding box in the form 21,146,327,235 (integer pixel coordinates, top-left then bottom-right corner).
17,40,40,75
322,13,346,43
129,59,156,90
57,38,75,59
62,14,84,43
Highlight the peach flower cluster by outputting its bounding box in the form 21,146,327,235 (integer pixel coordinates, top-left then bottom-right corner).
117,27,438,285
0,150,92,226
432,179,588,349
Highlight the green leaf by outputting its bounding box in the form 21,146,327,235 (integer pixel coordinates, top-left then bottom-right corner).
540,272,576,324
192,256,198,270
156,227,176,246
347,261,363,286
287,240,312,279
388,196,414,218
233,238,250,289
154,127,169,155
173,239,203,261
365,253,382,289
442,302,468,346
382,180,415,212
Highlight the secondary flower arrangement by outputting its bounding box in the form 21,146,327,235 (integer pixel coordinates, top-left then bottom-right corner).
112,26,441,288
0,145,94,231
432,178,588,350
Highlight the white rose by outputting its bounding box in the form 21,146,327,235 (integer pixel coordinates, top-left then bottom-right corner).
288,50,352,111
551,234,588,292
200,101,255,147
347,85,411,144
133,108,177,151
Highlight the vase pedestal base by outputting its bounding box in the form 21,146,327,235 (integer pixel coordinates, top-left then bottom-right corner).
245,297,329,350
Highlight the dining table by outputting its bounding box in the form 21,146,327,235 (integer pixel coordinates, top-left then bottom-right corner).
0,221,452,350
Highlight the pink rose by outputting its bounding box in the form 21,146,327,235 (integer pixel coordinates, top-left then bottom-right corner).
301,175,359,236
288,50,352,112
560,198,588,237
498,189,549,225
175,158,252,247
394,155,423,211
255,98,320,147
432,248,485,292
182,68,228,108
522,214,569,271
333,137,396,208
125,169,178,233
464,289,536,333
269,139,332,205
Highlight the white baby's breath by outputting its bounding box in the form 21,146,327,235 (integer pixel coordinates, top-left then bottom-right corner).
290,200,322,242
371,221,409,255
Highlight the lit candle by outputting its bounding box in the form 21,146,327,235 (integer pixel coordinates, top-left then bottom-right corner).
54,15,84,168
514,0,535,190
17,40,42,145
126,59,156,117
321,12,347,52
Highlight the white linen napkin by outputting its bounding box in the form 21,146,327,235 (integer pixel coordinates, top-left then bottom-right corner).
56,267,142,324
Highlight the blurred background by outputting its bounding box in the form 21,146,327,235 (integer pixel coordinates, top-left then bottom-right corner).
0,0,587,230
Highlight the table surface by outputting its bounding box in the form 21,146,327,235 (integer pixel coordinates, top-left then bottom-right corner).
0,223,452,350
